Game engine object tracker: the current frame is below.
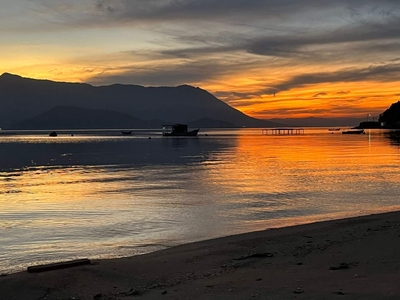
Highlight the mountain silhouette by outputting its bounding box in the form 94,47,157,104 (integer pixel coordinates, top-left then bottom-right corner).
0,73,280,129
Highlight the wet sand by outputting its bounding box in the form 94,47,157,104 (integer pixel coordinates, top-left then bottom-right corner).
1,211,400,299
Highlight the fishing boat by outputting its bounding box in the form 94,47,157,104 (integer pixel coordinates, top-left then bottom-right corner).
328,127,341,131
162,124,199,136
49,131,57,137
342,129,365,135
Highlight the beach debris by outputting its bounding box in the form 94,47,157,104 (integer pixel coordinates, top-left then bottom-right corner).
27,258,91,273
93,293,102,299
161,290,168,295
335,290,346,295
255,278,262,281
118,288,141,296
294,287,304,294
234,252,273,260
186,272,197,280
330,262,350,270
0,273,7,277
329,262,358,270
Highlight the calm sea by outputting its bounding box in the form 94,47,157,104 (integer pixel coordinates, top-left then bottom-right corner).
1,128,400,273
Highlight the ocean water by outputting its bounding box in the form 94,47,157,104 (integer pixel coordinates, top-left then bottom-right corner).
1,128,400,273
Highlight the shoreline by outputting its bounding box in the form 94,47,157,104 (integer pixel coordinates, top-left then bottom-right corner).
2,207,399,275
2,210,400,299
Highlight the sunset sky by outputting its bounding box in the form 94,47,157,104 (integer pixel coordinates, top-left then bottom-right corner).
1,0,400,119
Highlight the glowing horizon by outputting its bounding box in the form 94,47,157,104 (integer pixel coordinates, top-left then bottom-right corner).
1,1,400,119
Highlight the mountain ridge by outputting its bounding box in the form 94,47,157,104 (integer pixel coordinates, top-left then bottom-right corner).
0,73,280,129
10,106,239,130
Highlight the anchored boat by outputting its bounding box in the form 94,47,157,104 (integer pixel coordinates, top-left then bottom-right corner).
342,129,365,135
162,124,199,136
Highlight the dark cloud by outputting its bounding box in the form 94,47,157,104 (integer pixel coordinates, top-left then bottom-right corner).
91,0,400,23
213,91,261,101
245,15,400,59
254,105,383,118
313,92,328,98
93,0,326,20
95,0,115,13
129,13,400,69
261,63,400,95
159,45,241,59
18,1,400,65
87,50,263,87
88,59,231,86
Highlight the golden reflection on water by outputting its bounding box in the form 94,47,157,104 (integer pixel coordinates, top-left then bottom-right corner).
1,129,400,273
210,130,399,188
199,130,400,221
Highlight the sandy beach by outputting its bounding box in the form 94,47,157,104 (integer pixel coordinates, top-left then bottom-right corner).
1,211,400,300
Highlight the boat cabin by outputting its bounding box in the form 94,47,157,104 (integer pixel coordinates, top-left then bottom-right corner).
162,124,199,136
163,124,189,134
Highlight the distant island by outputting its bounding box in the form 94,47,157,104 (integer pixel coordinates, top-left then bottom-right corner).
0,73,363,130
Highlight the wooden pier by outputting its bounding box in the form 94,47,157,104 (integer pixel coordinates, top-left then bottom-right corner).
262,128,304,135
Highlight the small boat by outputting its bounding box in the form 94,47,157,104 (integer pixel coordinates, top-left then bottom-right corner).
121,130,133,135
328,128,341,131
49,131,57,137
342,129,365,135
162,124,199,136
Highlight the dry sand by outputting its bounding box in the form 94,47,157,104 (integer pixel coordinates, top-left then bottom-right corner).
1,211,400,299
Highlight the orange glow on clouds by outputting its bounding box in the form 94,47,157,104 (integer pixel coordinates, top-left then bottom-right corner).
1,50,399,120
201,71,400,119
